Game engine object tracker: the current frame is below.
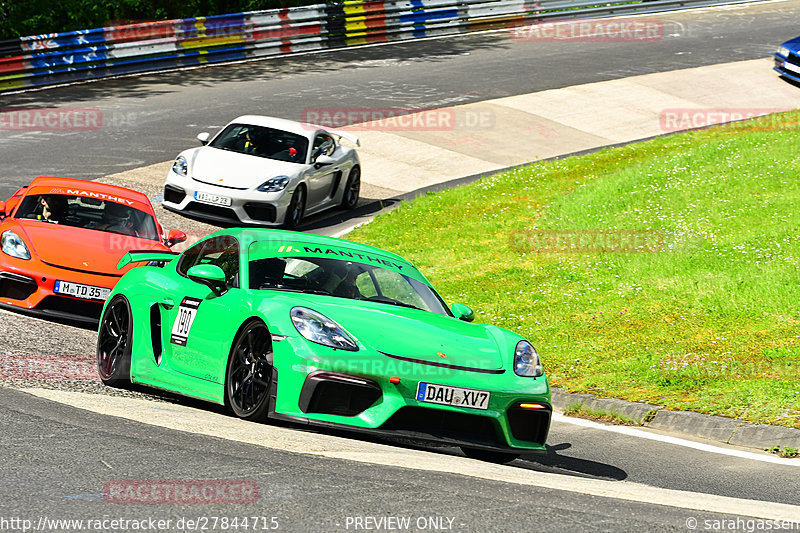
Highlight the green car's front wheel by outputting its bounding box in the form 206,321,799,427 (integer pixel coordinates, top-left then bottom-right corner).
97,295,133,387
225,321,273,421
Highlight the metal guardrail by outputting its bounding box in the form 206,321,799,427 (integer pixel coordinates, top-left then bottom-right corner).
0,0,765,92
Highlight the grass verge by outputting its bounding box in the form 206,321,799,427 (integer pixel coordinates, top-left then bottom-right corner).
347,111,800,428
562,404,637,426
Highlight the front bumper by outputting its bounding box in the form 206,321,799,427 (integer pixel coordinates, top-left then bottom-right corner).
774,52,800,84
162,171,292,226
0,257,118,323
270,336,552,453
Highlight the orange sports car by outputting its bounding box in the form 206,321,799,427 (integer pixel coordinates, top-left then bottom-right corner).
0,176,186,323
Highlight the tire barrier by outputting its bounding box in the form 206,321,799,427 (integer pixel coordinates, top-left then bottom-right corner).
0,0,763,92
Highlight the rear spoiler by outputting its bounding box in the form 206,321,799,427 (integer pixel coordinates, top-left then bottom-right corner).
327,128,360,147
118,250,179,269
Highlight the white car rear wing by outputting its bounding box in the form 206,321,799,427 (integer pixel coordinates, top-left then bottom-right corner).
303,123,360,147
326,128,360,147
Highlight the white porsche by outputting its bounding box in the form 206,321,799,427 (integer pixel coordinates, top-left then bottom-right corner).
162,115,361,228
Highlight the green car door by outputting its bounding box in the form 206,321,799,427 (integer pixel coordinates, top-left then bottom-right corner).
156,234,247,400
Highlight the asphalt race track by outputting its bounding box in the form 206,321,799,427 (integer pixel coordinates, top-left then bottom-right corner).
2,1,800,530
1,0,800,198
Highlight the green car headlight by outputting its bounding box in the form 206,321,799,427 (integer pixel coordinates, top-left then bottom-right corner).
1,231,31,260
291,307,358,351
514,340,543,377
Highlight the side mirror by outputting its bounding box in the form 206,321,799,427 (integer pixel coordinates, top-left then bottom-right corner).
314,154,335,167
451,303,475,322
196,132,211,145
0,201,5,219
187,264,227,297
166,229,187,247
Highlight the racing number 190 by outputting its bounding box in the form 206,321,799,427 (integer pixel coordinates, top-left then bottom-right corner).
175,307,193,336
170,297,202,347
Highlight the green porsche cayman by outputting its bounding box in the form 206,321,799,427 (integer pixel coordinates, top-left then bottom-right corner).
97,228,551,461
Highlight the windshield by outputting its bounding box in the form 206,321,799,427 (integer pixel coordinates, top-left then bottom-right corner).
209,124,309,163
14,194,159,241
249,255,451,315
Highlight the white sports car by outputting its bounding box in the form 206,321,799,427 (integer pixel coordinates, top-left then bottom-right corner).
162,115,361,228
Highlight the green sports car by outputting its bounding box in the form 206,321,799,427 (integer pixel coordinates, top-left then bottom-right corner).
97,228,551,461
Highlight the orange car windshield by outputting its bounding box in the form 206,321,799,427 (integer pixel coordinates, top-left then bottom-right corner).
14,194,159,241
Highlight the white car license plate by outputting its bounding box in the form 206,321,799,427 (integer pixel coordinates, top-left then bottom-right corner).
784,62,800,74
416,382,490,410
194,191,232,207
54,280,110,301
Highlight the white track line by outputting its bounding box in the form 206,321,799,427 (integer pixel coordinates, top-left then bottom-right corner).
553,413,800,467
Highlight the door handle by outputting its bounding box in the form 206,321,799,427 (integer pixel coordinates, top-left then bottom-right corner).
159,298,175,309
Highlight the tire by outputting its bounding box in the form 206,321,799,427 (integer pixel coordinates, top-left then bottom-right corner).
340,166,361,209
461,447,520,464
225,321,273,421
284,185,306,229
96,295,133,387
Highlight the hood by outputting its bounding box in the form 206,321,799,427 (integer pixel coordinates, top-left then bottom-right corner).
188,147,304,190
15,221,165,275
304,297,508,371
783,36,800,51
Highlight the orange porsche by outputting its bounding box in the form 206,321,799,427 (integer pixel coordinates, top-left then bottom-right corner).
0,177,186,323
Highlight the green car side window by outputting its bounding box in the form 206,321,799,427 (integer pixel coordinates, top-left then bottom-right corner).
177,236,240,288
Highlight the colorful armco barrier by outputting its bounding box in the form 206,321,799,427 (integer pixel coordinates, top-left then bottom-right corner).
0,0,762,92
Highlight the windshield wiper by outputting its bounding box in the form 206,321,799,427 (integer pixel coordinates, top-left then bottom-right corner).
362,296,422,310
258,286,333,296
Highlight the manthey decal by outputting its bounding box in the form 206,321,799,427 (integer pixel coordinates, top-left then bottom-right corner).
47,187,136,206
276,244,407,272
170,296,203,346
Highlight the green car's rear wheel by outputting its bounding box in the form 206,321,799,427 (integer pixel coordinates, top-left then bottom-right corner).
226,321,273,421
461,447,520,464
97,295,133,387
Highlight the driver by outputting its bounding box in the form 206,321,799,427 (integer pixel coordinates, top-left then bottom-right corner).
38,195,68,223
249,258,286,289
98,202,136,235
324,261,361,299
243,129,260,154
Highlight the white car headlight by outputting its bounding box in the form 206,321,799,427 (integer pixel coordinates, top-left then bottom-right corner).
778,46,791,58
1,231,31,260
291,307,358,351
514,340,543,377
172,155,188,177
257,176,290,192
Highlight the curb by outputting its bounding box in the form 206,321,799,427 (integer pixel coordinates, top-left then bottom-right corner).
551,388,800,453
